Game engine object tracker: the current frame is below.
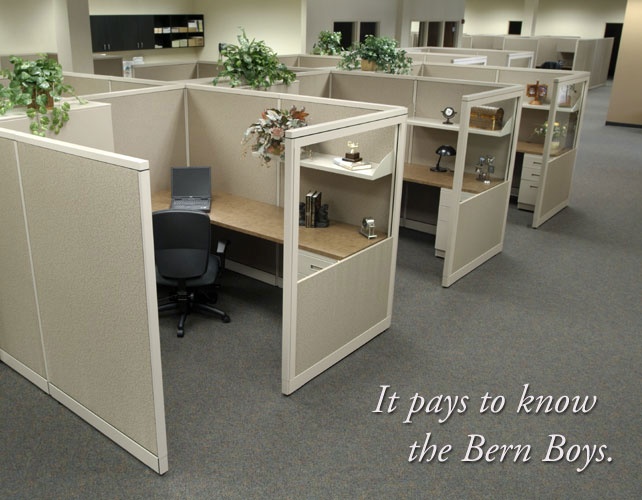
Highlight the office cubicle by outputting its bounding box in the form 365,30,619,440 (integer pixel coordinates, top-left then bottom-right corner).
1,77,409,470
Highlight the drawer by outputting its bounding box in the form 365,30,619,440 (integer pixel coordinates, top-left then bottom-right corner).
521,164,541,182
523,154,543,170
518,179,539,206
298,250,336,278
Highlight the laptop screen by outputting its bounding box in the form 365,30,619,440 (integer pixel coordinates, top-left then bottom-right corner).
171,167,211,198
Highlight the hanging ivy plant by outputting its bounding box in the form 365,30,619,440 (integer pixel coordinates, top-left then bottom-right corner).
0,54,84,136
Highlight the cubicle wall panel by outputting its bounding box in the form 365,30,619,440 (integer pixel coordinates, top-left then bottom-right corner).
296,73,332,98
18,144,159,454
63,75,112,95
187,89,279,205
299,169,392,228
96,89,187,194
415,80,498,121
421,65,497,82
330,73,415,110
109,80,164,92
295,239,393,374
132,63,197,81
409,127,458,165
535,151,576,227
449,182,510,273
0,138,46,379
0,103,115,151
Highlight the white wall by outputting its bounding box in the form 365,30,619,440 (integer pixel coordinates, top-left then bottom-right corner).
464,0,627,38
0,0,57,58
193,0,302,60
305,0,465,53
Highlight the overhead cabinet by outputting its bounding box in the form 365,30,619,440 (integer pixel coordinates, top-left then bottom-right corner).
90,14,204,52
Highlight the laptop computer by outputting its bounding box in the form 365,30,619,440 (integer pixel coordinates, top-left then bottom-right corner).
170,166,211,212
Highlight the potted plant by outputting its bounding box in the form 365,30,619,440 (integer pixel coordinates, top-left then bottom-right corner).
312,31,343,55
213,28,296,90
0,54,83,136
242,105,309,166
338,35,413,75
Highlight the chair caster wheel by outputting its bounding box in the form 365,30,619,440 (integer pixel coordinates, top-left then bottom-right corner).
177,329,184,337
222,315,231,323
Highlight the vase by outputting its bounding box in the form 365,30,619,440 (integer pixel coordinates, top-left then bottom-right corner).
360,59,377,71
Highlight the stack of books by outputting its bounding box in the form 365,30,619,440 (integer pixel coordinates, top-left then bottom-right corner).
304,191,322,228
333,157,371,171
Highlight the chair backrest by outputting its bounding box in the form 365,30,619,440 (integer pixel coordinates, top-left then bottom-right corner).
153,210,212,280
540,61,561,69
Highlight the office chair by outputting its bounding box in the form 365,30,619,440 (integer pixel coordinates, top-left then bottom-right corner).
540,61,562,69
153,209,230,337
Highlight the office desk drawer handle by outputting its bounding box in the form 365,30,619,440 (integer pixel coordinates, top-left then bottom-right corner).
530,185,538,189
310,264,324,271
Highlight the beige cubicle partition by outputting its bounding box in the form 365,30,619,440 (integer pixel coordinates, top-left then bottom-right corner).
80,84,188,194
0,125,167,474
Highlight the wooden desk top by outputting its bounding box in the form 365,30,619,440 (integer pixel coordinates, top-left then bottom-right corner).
152,191,384,261
517,141,569,157
403,163,501,194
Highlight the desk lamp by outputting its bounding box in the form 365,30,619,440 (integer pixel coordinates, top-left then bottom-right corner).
431,145,456,172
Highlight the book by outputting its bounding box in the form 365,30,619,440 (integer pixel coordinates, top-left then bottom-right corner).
333,157,372,171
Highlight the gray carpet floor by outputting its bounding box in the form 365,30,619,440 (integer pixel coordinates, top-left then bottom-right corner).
1,83,640,499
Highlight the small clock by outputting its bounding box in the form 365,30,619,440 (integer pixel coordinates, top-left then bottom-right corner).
441,106,457,125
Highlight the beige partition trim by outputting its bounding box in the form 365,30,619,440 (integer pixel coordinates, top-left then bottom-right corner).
0,137,47,390
533,150,577,229
2,129,168,474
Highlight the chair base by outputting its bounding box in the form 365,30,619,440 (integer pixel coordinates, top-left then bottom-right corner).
158,288,230,337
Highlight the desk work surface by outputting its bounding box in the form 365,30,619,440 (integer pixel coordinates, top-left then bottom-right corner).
403,163,501,194
152,191,384,261
517,141,568,157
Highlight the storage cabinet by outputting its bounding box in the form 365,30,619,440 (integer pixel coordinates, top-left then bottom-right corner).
297,250,336,279
90,14,204,52
517,153,542,210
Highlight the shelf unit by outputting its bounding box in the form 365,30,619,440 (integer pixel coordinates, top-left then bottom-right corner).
299,151,393,180
90,14,204,52
407,116,514,137
515,74,589,227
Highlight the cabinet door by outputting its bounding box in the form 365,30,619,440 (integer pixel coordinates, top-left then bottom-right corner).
90,16,112,52
137,15,156,50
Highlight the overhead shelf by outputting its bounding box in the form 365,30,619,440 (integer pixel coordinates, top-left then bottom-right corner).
299,151,393,180
407,116,513,137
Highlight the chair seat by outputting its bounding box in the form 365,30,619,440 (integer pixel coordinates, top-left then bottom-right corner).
156,254,220,288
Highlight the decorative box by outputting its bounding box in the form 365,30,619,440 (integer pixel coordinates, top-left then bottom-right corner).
469,106,504,131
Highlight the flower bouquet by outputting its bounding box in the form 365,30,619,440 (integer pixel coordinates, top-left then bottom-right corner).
242,106,309,166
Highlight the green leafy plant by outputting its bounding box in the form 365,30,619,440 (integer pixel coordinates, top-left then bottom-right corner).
338,35,413,75
0,54,83,136
242,106,309,166
312,31,342,55
213,28,296,90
